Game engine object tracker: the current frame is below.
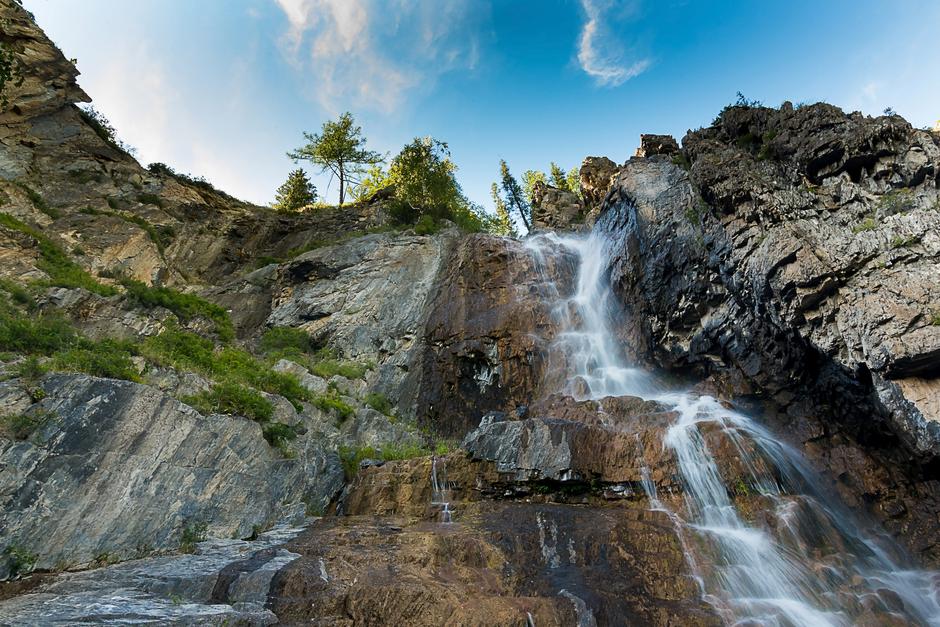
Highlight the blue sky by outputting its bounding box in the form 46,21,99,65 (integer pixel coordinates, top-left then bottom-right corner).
26,0,940,209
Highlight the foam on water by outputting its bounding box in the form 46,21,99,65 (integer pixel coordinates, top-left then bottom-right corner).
525,228,940,625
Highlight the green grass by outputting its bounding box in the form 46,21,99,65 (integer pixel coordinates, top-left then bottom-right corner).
852,217,878,233
141,326,216,372
931,312,940,326
0,279,35,309
50,339,141,382
878,189,914,216
182,381,274,422
890,235,919,249
259,326,312,358
121,278,233,341
364,391,393,415
1,410,55,440
0,310,78,354
14,182,59,219
312,393,355,422
261,421,298,456
338,442,438,480
0,212,116,296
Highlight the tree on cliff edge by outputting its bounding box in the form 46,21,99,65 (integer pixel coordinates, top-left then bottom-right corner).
288,112,382,206
273,168,316,211
498,160,532,231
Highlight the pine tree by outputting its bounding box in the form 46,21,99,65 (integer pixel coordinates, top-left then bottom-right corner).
566,166,581,197
490,182,517,237
273,168,316,211
499,160,531,231
549,162,568,190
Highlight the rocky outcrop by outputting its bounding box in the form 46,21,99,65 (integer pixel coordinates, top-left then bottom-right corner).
0,374,343,575
578,156,620,209
600,102,940,562
634,134,679,158
531,180,585,230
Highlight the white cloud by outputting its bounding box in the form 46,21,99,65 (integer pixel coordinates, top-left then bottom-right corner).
273,0,482,113
577,0,650,87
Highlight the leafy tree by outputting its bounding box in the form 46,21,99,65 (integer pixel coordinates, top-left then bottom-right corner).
287,112,382,206
498,160,531,231
490,183,517,237
386,137,464,222
566,166,580,196
350,163,390,202
521,170,546,204
273,168,316,211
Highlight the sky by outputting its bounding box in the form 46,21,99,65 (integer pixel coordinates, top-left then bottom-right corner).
24,0,940,209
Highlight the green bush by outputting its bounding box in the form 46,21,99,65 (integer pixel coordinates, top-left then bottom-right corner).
852,217,878,233
179,521,208,554
364,391,393,415
0,212,116,296
413,214,440,235
50,339,141,382
338,441,435,479
262,421,297,456
312,393,355,422
121,278,233,341
4,544,37,578
259,326,312,357
309,349,370,380
0,279,34,308
0,310,77,354
183,381,274,422
214,347,311,410
142,327,216,372
136,192,165,208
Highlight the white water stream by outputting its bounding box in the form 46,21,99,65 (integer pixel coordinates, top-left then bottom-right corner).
525,230,940,626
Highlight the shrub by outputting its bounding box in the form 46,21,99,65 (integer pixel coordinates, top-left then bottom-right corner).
413,214,440,235
0,310,77,354
136,192,164,208
50,339,141,382
13,356,47,383
142,327,215,372
259,326,312,357
4,544,37,578
364,392,393,416
213,347,311,410
14,182,59,219
262,421,297,455
183,381,274,422
78,106,136,155
878,189,914,216
0,212,116,296
338,441,435,480
852,217,878,233
1,410,54,440
179,521,208,554
121,278,233,341
312,393,355,422
309,349,370,380
0,279,34,309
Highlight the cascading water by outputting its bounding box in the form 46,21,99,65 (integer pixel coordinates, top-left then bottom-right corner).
431,456,453,523
525,229,940,626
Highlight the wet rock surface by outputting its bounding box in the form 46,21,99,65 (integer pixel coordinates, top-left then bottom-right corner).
600,102,940,563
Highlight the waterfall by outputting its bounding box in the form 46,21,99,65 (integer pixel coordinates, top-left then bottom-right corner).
525,230,940,626
431,456,453,523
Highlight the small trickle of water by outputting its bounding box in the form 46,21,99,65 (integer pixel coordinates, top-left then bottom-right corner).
431,456,453,524
525,228,940,626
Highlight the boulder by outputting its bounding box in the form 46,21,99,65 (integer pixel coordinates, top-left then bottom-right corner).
634,134,680,157
578,156,620,209
531,180,585,230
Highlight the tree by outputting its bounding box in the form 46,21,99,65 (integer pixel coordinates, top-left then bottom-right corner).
287,112,382,206
549,162,568,190
384,137,465,223
490,183,517,237
273,168,316,211
521,169,546,204
566,166,580,196
498,160,531,231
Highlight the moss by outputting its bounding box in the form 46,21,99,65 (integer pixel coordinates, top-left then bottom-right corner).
182,381,274,422
121,278,233,341
0,212,116,296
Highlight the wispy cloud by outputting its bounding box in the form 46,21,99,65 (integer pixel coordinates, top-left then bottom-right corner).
577,0,650,87
273,0,484,113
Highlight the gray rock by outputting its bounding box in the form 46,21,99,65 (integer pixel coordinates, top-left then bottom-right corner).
0,523,306,626
0,374,343,575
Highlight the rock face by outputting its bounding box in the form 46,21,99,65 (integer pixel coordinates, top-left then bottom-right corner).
634,133,680,157
0,374,342,575
578,156,620,209
415,234,580,436
600,102,940,563
531,180,585,230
